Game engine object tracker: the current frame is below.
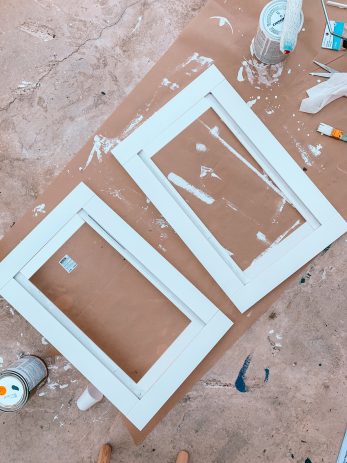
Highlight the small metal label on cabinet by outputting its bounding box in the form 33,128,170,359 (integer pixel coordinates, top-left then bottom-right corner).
59,255,77,273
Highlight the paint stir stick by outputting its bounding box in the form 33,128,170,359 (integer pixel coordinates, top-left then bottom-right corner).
97,444,112,463
176,450,190,463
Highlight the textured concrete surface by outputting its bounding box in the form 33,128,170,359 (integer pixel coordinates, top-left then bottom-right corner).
0,1,346,462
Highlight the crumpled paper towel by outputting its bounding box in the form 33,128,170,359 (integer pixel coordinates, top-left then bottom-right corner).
300,73,347,114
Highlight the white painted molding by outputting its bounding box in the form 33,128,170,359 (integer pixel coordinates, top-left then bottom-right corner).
0,182,232,430
111,65,347,313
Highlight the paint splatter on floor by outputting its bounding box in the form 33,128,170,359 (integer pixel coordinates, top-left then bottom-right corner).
264,368,270,383
235,354,252,393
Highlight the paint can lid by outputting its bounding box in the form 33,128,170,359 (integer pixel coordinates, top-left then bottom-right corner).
260,0,304,41
0,373,27,410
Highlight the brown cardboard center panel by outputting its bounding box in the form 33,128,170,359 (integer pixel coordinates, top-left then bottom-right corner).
153,108,304,270
30,224,189,382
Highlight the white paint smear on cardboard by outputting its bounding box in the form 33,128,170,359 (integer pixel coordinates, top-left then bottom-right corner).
196,143,207,152
209,16,233,32
155,218,170,229
33,203,46,217
250,219,301,268
239,59,284,87
123,114,144,136
82,134,119,170
308,144,322,157
168,173,215,205
161,78,180,91
200,121,288,202
200,166,222,180
179,52,214,69
294,140,312,166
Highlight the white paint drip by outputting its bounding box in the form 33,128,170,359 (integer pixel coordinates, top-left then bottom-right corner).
256,231,270,245
308,144,322,157
82,134,119,170
239,59,284,87
237,66,245,82
41,337,48,345
33,203,46,217
0,356,3,366
209,16,233,32
196,143,207,152
200,166,222,180
266,109,275,115
250,38,255,56
123,114,144,136
168,173,215,205
199,121,288,202
161,78,180,91
158,244,167,253
179,52,214,69
63,363,72,371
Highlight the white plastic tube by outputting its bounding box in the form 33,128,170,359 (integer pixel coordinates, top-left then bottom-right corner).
77,384,103,411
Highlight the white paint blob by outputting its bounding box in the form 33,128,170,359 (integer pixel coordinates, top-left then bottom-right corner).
33,204,46,217
200,166,222,180
161,78,180,91
247,98,257,108
308,144,322,157
180,52,214,69
256,231,270,244
196,143,207,152
168,173,215,205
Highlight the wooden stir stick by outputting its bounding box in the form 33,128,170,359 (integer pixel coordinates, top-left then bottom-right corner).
97,444,112,463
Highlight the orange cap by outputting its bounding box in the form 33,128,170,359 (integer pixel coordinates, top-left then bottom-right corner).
0,386,7,396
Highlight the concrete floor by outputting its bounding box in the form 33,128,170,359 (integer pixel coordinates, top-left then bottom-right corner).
0,0,346,462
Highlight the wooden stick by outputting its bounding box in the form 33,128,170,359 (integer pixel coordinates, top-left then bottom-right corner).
176,450,189,463
97,444,112,463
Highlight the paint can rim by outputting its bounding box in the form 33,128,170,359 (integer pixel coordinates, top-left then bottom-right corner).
259,0,304,42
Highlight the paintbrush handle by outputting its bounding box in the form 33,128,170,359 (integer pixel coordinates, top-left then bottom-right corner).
97,444,112,463
176,450,190,463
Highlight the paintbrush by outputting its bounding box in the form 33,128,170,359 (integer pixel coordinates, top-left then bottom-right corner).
318,123,347,142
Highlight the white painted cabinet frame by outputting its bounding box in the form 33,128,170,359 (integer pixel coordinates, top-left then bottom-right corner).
0,183,232,430
111,65,347,314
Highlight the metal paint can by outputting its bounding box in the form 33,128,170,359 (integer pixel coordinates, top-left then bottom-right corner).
253,0,304,64
0,355,48,412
